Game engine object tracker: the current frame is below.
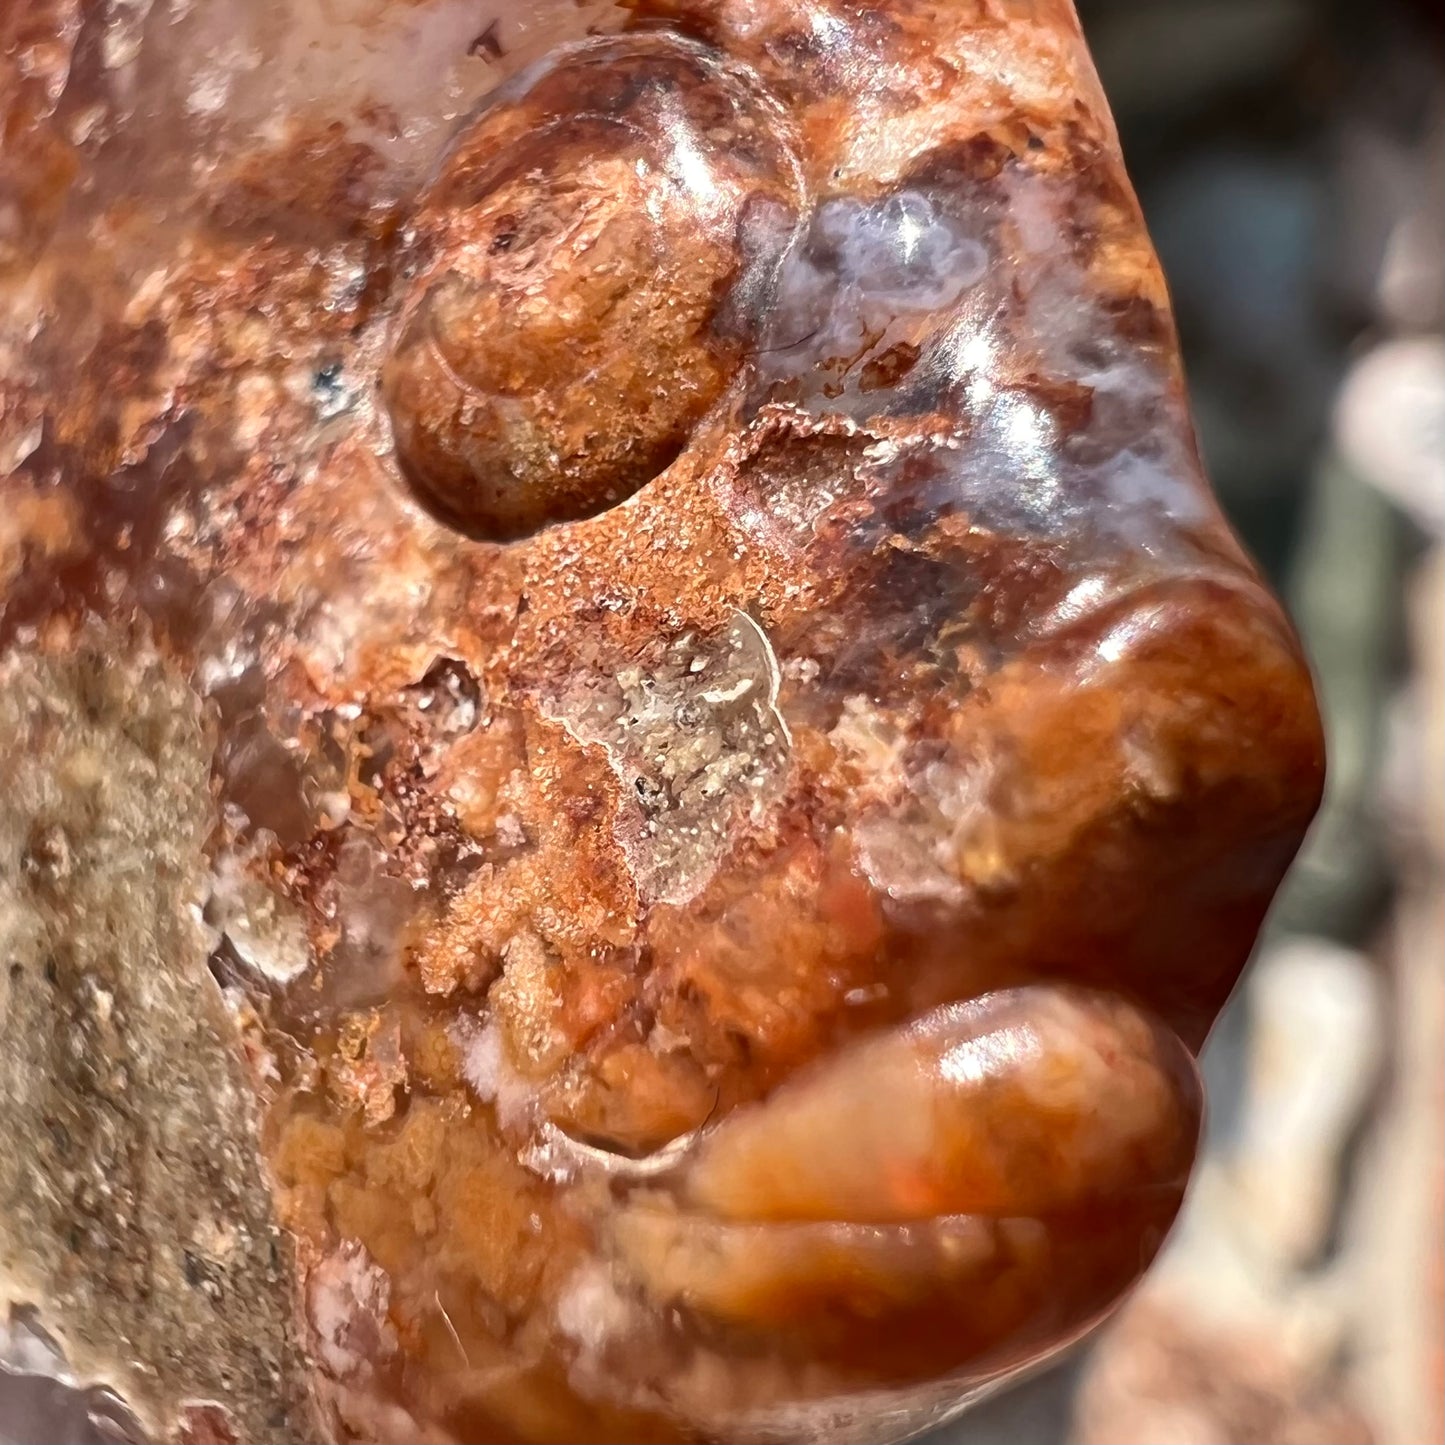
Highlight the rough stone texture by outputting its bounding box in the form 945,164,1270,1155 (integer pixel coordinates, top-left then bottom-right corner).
0,2,1325,1442
0,623,319,1444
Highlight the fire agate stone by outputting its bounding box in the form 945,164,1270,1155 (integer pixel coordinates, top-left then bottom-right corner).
0,1,1325,1442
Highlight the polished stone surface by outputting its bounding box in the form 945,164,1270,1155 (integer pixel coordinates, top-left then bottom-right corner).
0,2,1324,1441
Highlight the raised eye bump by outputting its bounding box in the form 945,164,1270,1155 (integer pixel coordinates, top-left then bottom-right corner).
382,34,802,543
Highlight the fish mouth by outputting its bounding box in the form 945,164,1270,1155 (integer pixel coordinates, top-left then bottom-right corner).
513,985,1200,1396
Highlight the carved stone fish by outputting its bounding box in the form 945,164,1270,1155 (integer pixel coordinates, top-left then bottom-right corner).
0,2,1324,1441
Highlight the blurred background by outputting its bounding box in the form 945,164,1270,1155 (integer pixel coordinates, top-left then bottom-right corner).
938,0,1445,1441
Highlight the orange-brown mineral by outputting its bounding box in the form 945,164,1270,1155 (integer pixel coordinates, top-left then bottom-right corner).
0,1,1324,1442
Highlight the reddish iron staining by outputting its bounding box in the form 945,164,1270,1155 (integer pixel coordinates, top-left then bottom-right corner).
1,1,1323,1442
382,34,803,542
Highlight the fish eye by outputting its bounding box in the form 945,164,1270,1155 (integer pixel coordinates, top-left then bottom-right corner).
382,35,801,543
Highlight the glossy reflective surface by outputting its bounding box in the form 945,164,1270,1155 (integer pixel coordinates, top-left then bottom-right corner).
0,1,1324,1442
383,33,802,540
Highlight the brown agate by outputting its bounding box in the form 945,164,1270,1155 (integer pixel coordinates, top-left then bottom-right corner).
0,2,1325,1443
